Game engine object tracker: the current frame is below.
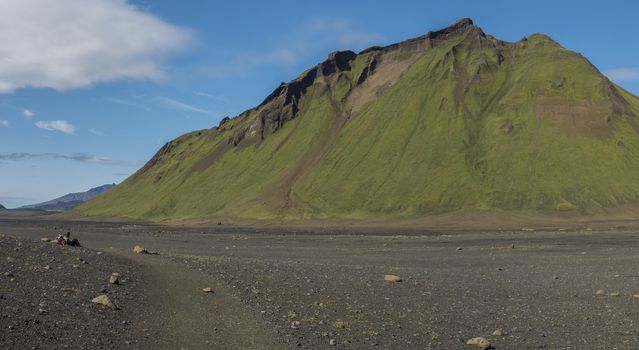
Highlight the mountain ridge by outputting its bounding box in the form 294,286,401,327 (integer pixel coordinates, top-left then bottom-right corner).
23,184,116,212
75,19,639,223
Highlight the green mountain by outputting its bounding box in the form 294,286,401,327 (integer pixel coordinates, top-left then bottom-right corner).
76,19,639,223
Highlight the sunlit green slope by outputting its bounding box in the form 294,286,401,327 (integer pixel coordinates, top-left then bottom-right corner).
76,19,639,221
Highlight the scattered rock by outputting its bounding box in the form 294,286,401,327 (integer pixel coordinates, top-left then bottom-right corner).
552,276,559,280
596,289,606,296
91,294,117,309
522,228,535,232
202,287,214,293
43,265,50,270
109,274,120,285
456,247,463,251
466,337,492,349
384,274,402,282
492,329,504,336
133,245,148,254
290,320,300,329
610,292,621,297
329,339,337,346
40,237,50,242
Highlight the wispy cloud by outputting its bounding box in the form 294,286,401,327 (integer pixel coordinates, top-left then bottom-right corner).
90,128,104,136
23,109,35,118
198,17,381,80
35,120,76,134
605,68,639,82
194,92,230,103
0,152,143,166
0,0,192,93
0,120,9,127
297,18,383,50
154,96,212,114
104,97,151,111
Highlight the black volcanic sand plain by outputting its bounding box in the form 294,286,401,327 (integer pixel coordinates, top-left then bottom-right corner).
3,218,639,349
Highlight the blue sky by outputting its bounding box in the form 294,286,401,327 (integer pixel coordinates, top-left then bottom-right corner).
1,0,638,208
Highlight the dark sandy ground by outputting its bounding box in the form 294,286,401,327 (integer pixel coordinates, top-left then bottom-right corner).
3,217,639,349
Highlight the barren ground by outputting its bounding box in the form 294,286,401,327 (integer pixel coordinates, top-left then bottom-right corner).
3,217,639,349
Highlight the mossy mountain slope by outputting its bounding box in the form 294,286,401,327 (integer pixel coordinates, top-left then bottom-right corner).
76,19,639,222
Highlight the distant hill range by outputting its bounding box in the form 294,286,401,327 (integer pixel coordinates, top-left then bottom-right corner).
21,184,116,212
0,203,5,210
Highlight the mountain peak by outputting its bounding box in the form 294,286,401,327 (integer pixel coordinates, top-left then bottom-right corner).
426,17,481,40
453,18,474,27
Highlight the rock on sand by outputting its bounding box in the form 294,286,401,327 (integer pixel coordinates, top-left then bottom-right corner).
91,294,117,309
466,337,492,349
384,275,402,282
133,245,148,254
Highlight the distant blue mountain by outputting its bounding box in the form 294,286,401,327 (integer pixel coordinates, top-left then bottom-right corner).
20,184,116,211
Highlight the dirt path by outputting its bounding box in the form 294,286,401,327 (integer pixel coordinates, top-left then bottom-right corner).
106,249,279,349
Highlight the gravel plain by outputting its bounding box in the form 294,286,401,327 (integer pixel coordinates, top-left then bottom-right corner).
3,217,639,349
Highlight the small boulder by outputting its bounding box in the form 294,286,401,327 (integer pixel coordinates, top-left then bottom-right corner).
202,287,214,293
492,329,504,336
109,274,120,285
596,289,606,296
610,292,621,297
384,275,402,282
133,245,148,254
41,237,50,242
466,337,492,349
91,295,117,309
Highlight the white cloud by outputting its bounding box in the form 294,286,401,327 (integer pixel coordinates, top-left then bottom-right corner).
0,152,142,166
23,109,35,118
0,120,9,127
194,92,230,103
104,97,151,111
35,120,76,134
605,68,639,82
154,96,211,114
90,128,104,136
0,0,192,93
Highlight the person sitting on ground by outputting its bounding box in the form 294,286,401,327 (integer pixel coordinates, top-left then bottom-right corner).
59,232,80,247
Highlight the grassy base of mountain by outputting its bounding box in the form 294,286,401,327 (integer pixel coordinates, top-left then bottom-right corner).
74,20,639,224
